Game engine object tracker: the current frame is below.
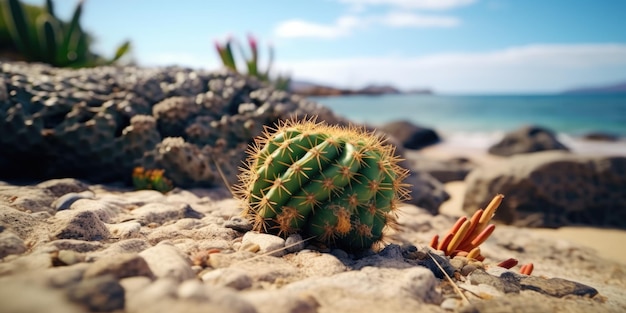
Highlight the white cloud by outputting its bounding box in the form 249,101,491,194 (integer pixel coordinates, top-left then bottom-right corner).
274,11,460,39
276,44,626,93
338,0,477,10
274,18,356,39
378,11,460,27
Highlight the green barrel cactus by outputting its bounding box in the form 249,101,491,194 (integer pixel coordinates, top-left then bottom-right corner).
236,119,410,251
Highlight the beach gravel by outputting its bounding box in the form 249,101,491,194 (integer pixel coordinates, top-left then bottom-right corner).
0,179,623,312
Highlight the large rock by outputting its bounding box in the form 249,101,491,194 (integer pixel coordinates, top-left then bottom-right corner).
488,125,569,156
404,152,476,183
380,120,440,150
463,151,626,227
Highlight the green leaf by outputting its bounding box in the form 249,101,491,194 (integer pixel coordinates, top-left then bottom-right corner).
110,40,130,63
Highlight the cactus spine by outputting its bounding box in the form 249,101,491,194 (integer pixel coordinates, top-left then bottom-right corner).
236,119,410,251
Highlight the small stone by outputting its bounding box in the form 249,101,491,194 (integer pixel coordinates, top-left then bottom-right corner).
461,264,478,276
240,242,260,253
201,268,253,290
55,250,84,266
132,202,204,226
468,269,520,294
52,191,95,211
107,221,142,239
66,275,125,312
84,253,154,279
241,232,285,257
520,276,598,298
224,216,253,232
53,210,110,241
285,234,306,253
139,243,195,282
450,258,466,270
0,231,27,259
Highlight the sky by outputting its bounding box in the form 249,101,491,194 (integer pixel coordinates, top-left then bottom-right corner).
23,0,626,94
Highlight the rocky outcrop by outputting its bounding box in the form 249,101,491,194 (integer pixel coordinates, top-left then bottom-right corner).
463,151,626,228
488,125,569,156
404,153,476,183
381,120,440,150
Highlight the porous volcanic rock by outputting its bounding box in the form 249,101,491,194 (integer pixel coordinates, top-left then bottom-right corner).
380,120,440,150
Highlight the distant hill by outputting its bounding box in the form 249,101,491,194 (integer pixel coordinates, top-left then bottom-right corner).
289,80,433,97
561,80,626,94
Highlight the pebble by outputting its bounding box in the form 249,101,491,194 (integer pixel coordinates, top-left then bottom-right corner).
224,216,253,232
0,231,27,259
241,231,286,256
83,253,154,279
0,174,622,313
201,268,253,290
132,202,204,225
53,210,110,240
66,274,125,312
51,191,95,211
139,243,195,282
285,234,306,253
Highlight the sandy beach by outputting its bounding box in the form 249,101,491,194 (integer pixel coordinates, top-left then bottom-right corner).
418,139,626,266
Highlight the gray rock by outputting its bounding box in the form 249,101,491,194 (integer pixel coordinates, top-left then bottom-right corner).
402,170,450,214
0,231,27,259
284,234,306,253
132,202,204,225
405,152,476,183
224,215,253,232
242,231,286,257
468,269,521,294
52,191,96,211
463,151,626,227
66,274,125,312
52,210,110,240
139,243,195,282
380,120,440,150
520,276,598,298
488,125,569,156
83,253,154,279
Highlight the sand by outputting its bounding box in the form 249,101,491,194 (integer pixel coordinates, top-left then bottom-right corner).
418,142,626,266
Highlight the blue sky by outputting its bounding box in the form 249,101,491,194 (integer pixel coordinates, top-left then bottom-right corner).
24,0,626,93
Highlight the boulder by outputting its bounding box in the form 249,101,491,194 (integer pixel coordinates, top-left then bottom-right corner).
488,125,569,156
463,151,626,228
404,153,476,183
380,120,440,150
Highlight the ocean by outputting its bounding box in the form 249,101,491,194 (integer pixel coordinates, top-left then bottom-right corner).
311,93,626,155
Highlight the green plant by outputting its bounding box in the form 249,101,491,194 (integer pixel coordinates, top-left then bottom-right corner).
132,167,174,194
430,194,534,275
215,34,290,91
236,118,410,251
0,0,130,67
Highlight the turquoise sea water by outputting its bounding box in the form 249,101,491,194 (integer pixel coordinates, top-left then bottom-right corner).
312,94,626,138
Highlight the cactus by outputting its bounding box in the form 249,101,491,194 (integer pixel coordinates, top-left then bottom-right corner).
236,119,411,251
132,167,174,193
